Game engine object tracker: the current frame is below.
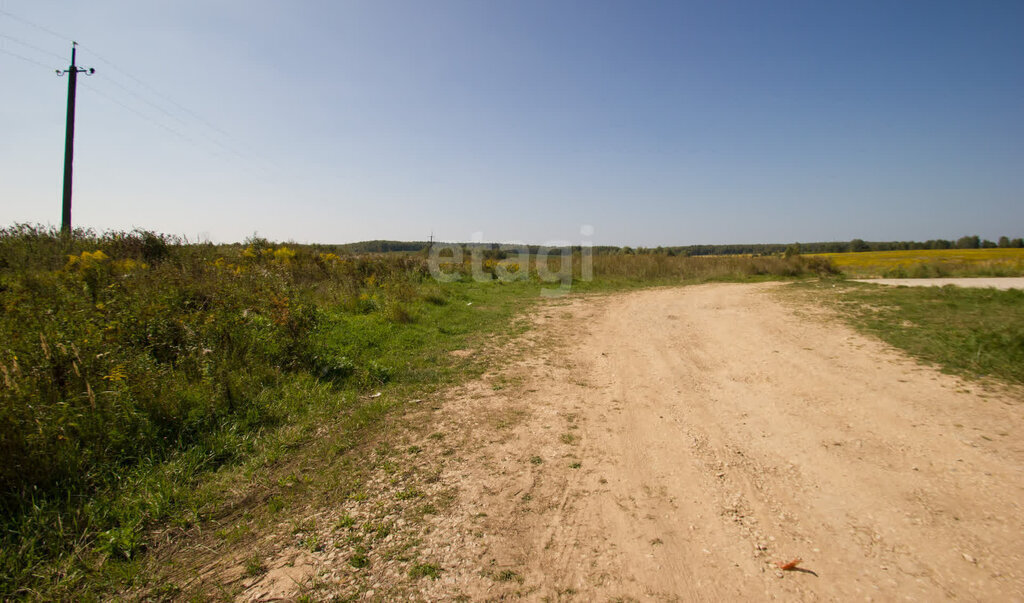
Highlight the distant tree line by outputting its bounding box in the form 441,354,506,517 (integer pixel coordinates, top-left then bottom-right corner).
672,235,1024,256
321,235,1024,257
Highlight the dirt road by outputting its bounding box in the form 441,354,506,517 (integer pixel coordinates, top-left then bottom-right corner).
240,282,1024,601
852,277,1024,290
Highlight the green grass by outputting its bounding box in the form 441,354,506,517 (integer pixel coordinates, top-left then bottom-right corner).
348,548,370,569
493,569,523,583
408,562,441,580
797,281,1024,385
243,553,266,578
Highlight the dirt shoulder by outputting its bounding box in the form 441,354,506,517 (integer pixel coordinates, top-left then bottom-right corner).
852,277,1024,290
233,282,1024,600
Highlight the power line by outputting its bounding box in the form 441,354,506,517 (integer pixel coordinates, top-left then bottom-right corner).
0,7,247,156
80,81,211,152
0,32,66,61
81,45,240,143
81,82,269,175
0,8,71,43
0,44,50,69
78,44,273,166
95,70,192,127
74,42,260,163
0,47,234,160
86,65,250,161
81,87,269,173
1,6,275,171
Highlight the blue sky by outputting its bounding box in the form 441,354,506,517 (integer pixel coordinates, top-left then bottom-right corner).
1,1,1022,246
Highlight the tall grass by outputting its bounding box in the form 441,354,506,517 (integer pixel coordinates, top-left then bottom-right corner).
432,248,837,287
0,225,432,595
590,252,836,282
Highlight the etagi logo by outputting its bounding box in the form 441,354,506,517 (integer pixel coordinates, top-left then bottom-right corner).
427,225,594,297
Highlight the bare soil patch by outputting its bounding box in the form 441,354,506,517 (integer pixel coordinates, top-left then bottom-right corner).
853,277,1024,290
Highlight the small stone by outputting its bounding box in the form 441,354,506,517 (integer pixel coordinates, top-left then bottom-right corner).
962,553,977,564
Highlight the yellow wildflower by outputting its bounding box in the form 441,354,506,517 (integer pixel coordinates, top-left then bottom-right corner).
273,247,297,262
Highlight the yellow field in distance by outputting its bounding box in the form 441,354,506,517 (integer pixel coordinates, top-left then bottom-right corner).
808,248,1024,277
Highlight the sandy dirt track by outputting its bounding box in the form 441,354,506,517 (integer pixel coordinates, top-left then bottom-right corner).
392,282,1024,601
236,282,1024,601
852,277,1024,290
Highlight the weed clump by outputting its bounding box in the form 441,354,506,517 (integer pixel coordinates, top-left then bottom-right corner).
409,562,441,579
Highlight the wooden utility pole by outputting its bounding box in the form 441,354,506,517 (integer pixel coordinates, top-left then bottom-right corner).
57,42,94,235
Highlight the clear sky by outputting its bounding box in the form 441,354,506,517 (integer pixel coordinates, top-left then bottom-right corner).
1,1,1022,246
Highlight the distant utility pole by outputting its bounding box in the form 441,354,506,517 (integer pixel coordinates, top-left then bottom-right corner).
57,42,94,236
